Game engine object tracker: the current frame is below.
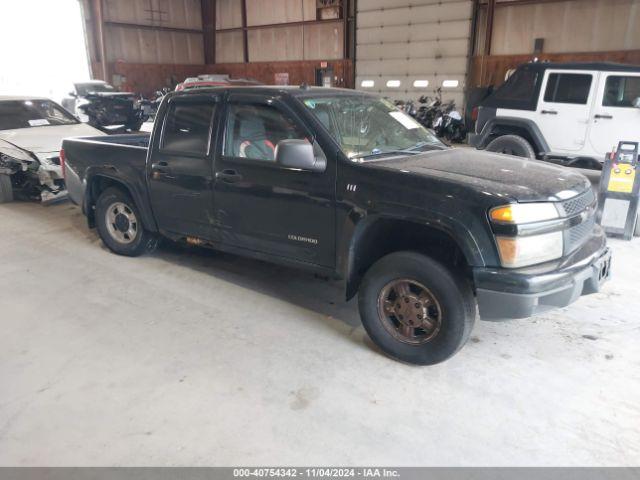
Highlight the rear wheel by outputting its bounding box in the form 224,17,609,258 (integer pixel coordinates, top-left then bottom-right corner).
95,187,156,256
358,251,476,365
0,174,14,203
486,134,536,159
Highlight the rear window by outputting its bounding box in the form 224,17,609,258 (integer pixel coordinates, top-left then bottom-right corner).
603,76,640,107
544,73,592,104
0,99,78,130
161,101,216,155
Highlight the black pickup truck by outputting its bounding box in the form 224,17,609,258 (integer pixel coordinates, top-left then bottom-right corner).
61,86,611,365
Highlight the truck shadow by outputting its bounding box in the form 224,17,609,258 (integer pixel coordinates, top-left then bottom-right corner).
151,239,363,331
67,207,365,345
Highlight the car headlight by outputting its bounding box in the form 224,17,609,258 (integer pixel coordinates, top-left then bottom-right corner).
495,231,563,268
490,203,559,224
490,203,563,268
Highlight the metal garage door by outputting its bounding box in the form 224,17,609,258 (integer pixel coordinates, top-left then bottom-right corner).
356,0,473,108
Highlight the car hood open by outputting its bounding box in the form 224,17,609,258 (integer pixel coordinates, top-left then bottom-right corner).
373,148,592,202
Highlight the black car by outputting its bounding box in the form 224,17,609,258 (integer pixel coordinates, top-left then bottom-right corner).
62,81,146,131
61,86,611,365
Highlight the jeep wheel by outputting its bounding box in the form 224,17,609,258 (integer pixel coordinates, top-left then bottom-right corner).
358,251,476,365
0,174,14,203
126,119,144,132
96,187,156,256
486,134,536,159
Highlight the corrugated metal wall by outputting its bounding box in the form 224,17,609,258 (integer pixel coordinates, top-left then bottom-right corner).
101,0,204,64
215,0,344,63
475,0,640,56
356,0,473,106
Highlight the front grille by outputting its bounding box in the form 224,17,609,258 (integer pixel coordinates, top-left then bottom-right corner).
559,189,596,216
558,189,597,255
566,213,596,254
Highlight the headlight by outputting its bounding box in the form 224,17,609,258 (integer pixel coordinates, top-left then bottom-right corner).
490,202,563,268
495,231,563,268
490,203,559,224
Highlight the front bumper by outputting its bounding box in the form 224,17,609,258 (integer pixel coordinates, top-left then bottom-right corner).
474,227,611,321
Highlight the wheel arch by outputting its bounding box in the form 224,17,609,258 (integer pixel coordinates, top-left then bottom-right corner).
85,173,157,232
344,216,482,300
477,117,549,156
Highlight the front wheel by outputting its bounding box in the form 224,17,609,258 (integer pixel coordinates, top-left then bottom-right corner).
95,187,156,256
358,252,476,365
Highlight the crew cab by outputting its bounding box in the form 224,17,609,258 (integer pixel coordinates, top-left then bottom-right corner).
470,62,640,169
62,86,611,365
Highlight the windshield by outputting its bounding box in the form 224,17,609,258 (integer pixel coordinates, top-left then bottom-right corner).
301,94,445,160
0,100,78,130
75,82,116,96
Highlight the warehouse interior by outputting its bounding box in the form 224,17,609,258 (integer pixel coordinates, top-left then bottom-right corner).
1,0,640,470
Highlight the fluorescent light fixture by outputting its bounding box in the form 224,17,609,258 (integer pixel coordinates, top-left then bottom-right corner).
361,80,375,88
442,79,460,88
386,80,401,88
413,80,429,88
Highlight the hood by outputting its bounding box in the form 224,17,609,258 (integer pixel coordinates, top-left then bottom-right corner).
0,123,105,158
373,148,592,202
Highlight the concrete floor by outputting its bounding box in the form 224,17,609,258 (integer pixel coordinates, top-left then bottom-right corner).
0,200,639,466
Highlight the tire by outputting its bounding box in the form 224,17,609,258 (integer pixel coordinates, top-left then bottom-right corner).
634,214,640,238
0,174,14,203
486,134,536,159
358,251,476,365
95,187,156,256
126,119,144,132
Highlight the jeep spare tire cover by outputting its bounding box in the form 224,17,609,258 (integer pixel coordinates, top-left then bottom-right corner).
486,135,536,159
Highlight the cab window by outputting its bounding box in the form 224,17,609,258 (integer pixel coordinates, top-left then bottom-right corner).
603,76,640,107
161,101,216,155
224,104,307,162
544,73,592,104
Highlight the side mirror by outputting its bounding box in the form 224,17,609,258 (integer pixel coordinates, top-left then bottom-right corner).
633,97,640,109
275,139,326,172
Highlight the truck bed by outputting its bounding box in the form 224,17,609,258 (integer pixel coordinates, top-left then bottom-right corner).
62,134,151,211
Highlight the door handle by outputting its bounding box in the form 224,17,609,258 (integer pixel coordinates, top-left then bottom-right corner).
151,161,172,175
594,114,613,120
215,169,243,183
541,110,558,115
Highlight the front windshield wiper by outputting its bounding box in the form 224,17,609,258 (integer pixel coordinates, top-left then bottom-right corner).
351,142,444,160
351,150,421,160
404,141,445,152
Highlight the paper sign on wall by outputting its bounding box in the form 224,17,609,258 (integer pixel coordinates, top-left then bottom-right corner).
274,73,289,85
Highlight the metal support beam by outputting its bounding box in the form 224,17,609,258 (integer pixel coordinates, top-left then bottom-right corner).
92,0,108,80
201,0,216,64
240,0,249,63
343,0,349,59
484,0,496,56
103,20,203,35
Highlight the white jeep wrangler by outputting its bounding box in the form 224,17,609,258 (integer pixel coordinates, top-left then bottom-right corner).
470,62,640,169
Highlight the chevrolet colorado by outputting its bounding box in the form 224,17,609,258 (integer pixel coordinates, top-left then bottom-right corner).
61,86,611,365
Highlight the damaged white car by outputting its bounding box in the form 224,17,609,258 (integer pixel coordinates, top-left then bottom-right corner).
0,96,104,203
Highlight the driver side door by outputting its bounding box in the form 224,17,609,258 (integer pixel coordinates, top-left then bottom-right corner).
212,94,336,268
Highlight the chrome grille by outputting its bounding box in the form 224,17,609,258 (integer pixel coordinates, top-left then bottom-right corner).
560,189,596,217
